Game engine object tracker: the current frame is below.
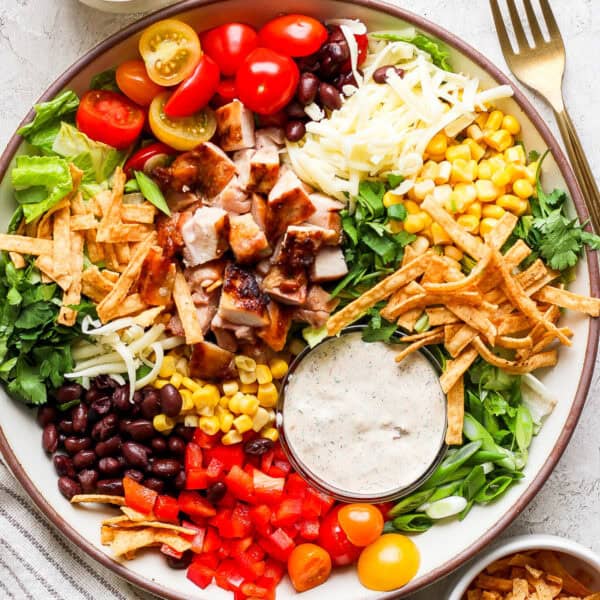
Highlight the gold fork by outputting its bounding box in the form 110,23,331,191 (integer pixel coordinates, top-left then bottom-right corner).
490,0,600,232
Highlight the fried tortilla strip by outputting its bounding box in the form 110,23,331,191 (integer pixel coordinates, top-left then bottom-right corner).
104,521,197,535
383,291,483,322
396,309,422,331
401,244,417,266
86,231,105,263
133,306,165,328
445,375,465,446
121,203,157,224
497,314,533,336
473,574,513,593
484,212,518,249
395,329,444,363
427,307,461,326
103,270,120,283
496,335,533,350
530,328,572,354
533,286,600,317
511,578,529,600
524,270,559,297
103,224,154,243
70,213,98,231
326,252,432,335
440,346,478,394
96,167,126,242
96,232,156,322
423,246,491,293
102,516,129,526
173,270,204,344
479,239,532,295
444,324,463,347
399,327,444,343
121,506,154,522
9,252,26,269
0,234,52,256
466,591,482,600
82,265,115,293
58,232,84,326
70,494,125,505
152,530,192,553
446,324,478,358
101,526,116,544
536,550,592,596
103,243,121,271
486,554,539,575
109,294,148,320
115,242,131,265
37,198,70,239
53,205,72,282
35,255,71,291
515,259,550,290
110,528,156,558
421,255,449,284
70,190,88,216
447,302,497,345
472,336,558,374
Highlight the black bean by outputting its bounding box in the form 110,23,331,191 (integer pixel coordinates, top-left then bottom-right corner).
58,433,66,448
58,419,74,434
323,41,349,63
151,436,168,454
123,469,144,483
37,405,57,428
71,404,88,433
73,449,97,470
372,65,405,84
296,55,321,73
112,386,130,412
166,550,193,570
56,383,83,404
328,25,345,43
151,459,181,478
141,391,161,420
97,478,124,496
297,72,320,105
159,384,182,418
64,436,92,455
318,54,339,78
94,375,119,390
174,470,186,491
285,101,307,119
95,435,122,458
58,476,81,500
77,469,98,493
285,120,306,142
84,387,104,405
119,419,133,435
122,441,150,469
98,457,122,477
206,482,227,505
173,424,195,442
143,478,165,494
167,437,186,456
334,70,359,90
42,424,58,453
126,419,155,442
244,437,274,456
91,414,117,441
89,397,112,422
53,454,75,478
318,82,343,110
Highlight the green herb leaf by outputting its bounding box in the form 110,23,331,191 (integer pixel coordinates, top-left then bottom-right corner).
387,173,405,188
387,204,407,221
373,32,452,71
90,68,119,93
134,170,171,216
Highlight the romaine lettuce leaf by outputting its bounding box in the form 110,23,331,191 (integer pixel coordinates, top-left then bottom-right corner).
372,32,452,71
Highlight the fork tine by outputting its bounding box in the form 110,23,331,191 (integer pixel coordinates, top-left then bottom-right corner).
522,0,545,45
490,0,517,56
539,0,563,41
506,0,531,50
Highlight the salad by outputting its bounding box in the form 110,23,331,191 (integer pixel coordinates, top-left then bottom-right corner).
2,12,600,599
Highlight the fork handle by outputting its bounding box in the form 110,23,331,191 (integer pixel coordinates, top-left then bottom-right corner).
554,107,600,234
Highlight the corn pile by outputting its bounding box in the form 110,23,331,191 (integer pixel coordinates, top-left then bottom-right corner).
384,110,537,264
152,354,289,445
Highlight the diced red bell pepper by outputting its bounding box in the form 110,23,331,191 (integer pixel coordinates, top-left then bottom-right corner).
285,473,308,498
281,523,301,540
246,543,265,562
228,536,253,557
205,444,245,470
273,444,287,461
249,504,272,535
215,559,245,591
185,442,203,471
268,459,291,478
154,494,179,524
253,469,285,505
187,562,214,589
260,449,275,473
299,518,320,540
225,465,254,502
189,528,206,554
123,476,157,515
263,558,285,585
218,540,231,560
237,553,266,581
205,457,226,482
217,504,253,538
185,468,208,490
193,552,219,569
258,528,295,562
178,491,217,518
192,428,218,449
305,486,335,516
376,501,395,519
209,508,232,534
241,582,269,598
160,544,183,559
219,490,237,508
302,491,322,518
202,527,221,554
273,497,303,527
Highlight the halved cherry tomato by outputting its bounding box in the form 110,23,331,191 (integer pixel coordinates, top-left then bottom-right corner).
338,503,384,547
164,54,220,118
116,60,163,107
287,543,332,592
76,90,145,149
200,23,258,76
123,142,175,177
149,91,216,151
139,19,202,86
318,505,361,566
357,533,420,591
235,48,299,115
211,78,238,108
259,14,328,57
341,32,368,72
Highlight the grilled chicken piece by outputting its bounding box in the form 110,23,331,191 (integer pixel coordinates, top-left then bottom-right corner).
156,211,190,258
262,264,308,306
212,326,238,353
189,341,235,380
256,128,285,149
248,133,280,194
184,259,226,291
233,149,254,190
212,313,256,343
251,194,268,232
216,100,255,151
154,143,236,198
165,190,202,213
267,170,315,237
310,246,348,282
257,299,292,352
139,247,176,306
305,193,344,243
218,264,269,327
211,176,251,214
291,285,339,328
229,213,271,264
181,207,229,267
278,225,333,272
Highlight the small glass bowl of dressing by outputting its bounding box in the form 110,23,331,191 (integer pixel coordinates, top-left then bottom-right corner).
276,326,448,503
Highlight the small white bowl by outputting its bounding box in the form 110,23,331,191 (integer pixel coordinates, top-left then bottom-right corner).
446,534,600,599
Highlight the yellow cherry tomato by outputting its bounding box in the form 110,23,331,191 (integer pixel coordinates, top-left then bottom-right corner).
149,92,216,151
139,19,202,86
357,533,420,591
338,503,384,547
287,543,332,592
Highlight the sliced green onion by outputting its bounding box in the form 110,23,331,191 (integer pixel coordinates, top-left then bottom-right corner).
391,513,433,533
422,441,482,489
388,489,434,518
425,496,468,519
474,475,515,503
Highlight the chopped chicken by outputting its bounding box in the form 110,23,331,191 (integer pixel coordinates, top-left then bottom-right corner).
251,194,268,232
139,248,176,306
305,193,344,242
233,149,254,190
278,225,332,272
156,212,189,258
267,170,315,237
291,286,339,328
310,246,348,282
257,299,292,352
212,326,238,353
184,259,226,291
167,314,185,337
181,207,229,267
216,100,255,151
212,313,256,343
165,190,202,213
255,128,285,149
229,213,270,264
262,264,308,306
189,341,235,380
211,176,251,214
248,141,280,194
195,302,219,335
291,308,329,328
218,264,269,327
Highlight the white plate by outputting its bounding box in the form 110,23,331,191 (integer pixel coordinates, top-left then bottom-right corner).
0,1,598,598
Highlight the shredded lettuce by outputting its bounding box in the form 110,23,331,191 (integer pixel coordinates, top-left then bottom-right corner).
372,31,452,71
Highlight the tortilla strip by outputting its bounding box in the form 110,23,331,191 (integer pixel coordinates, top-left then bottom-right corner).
423,246,491,293
81,282,108,303
326,252,432,335
152,530,192,553
103,243,121,271
133,306,165,328
70,213,98,231
9,252,26,269
103,270,120,283
70,494,125,505
483,211,518,249
512,578,529,600
37,198,69,240
445,375,464,446
383,291,483,322
447,302,497,344
121,204,157,224
103,520,197,535
70,190,88,216
82,265,115,293
446,324,478,358
440,346,478,394
496,335,533,349
401,244,417,266
58,232,84,326
523,270,559,297
121,506,154,522
115,242,131,265
86,231,105,263
395,330,444,363
496,314,533,335
399,327,444,343
101,526,116,544
473,574,513,593
478,239,532,295
53,206,72,282
530,328,572,355
173,270,204,344
0,234,53,256
109,294,148,320
426,307,461,326
110,528,156,557
471,336,558,374
444,324,463,347
535,550,594,597
102,224,154,244
96,167,126,242
533,286,600,317
35,255,71,291
421,255,449,284
396,309,422,331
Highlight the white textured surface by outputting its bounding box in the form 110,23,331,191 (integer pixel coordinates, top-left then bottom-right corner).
0,1,598,598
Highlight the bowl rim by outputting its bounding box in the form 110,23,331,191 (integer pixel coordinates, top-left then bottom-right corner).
0,1,597,599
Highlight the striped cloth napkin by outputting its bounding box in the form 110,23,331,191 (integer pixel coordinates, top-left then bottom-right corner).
0,457,158,600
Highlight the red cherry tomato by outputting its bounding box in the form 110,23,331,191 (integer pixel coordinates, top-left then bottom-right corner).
123,142,175,177
318,506,362,566
341,32,368,72
76,90,145,149
115,60,163,107
235,47,299,115
211,78,238,108
164,54,221,118
200,23,258,76
259,14,328,57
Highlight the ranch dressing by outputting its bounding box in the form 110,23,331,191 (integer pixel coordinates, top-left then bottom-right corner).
282,332,446,497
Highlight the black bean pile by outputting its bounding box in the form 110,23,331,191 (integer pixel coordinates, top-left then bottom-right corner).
38,376,192,500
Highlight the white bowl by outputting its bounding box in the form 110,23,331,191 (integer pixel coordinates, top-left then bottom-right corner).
446,534,600,599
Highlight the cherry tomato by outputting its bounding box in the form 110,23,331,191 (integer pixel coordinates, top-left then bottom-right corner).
139,19,202,86
200,23,258,76
164,54,220,118
115,60,163,107
318,505,361,566
123,142,175,177
341,32,368,72
149,91,216,151
357,534,420,591
211,78,237,108
287,543,332,592
76,90,145,149
338,503,384,547
259,14,328,57
235,47,299,115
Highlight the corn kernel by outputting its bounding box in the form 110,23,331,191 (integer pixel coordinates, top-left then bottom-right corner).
222,430,243,445
482,204,505,219
404,200,420,215
266,408,276,423
502,114,521,135
199,416,220,436
239,382,258,394
466,123,484,142
269,359,288,380
488,156,506,175
477,161,493,180
491,168,512,188
475,179,501,203
431,222,452,245
260,427,279,442
497,194,525,214
457,214,480,234
170,373,183,389
222,380,239,396
219,396,229,408
239,394,259,416
526,163,538,184
258,382,278,408
445,191,466,214
228,392,245,414
446,144,471,162
198,405,215,417
159,356,177,379
255,365,272,385
467,201,482,219
388,219,404,233
235,355,256,371
404,213,428,233
288,339,306,356
383,191,403,207
420,160,439,180
475,112,488,128
421,212,433,228
505,163,527,183
180,389,194,412
193,385,220,410
426,132,448,156
512,178,534,199
153,379,170,390
480,217,499,236
413,179,435,200
175,357,189,377
433,184,452,205
450,159,477,183
233,414,253,434
444,245,464,261
411,235,430,254
252,407,272,432
219,411,234,433
464,139,485,161
455,182,477,205
485,110,504,131
181,377,201,392
485,129,513,152
434,161,452,184
153,414,175,433
183,415,199,428
504,144,526,165
239,369,257,385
